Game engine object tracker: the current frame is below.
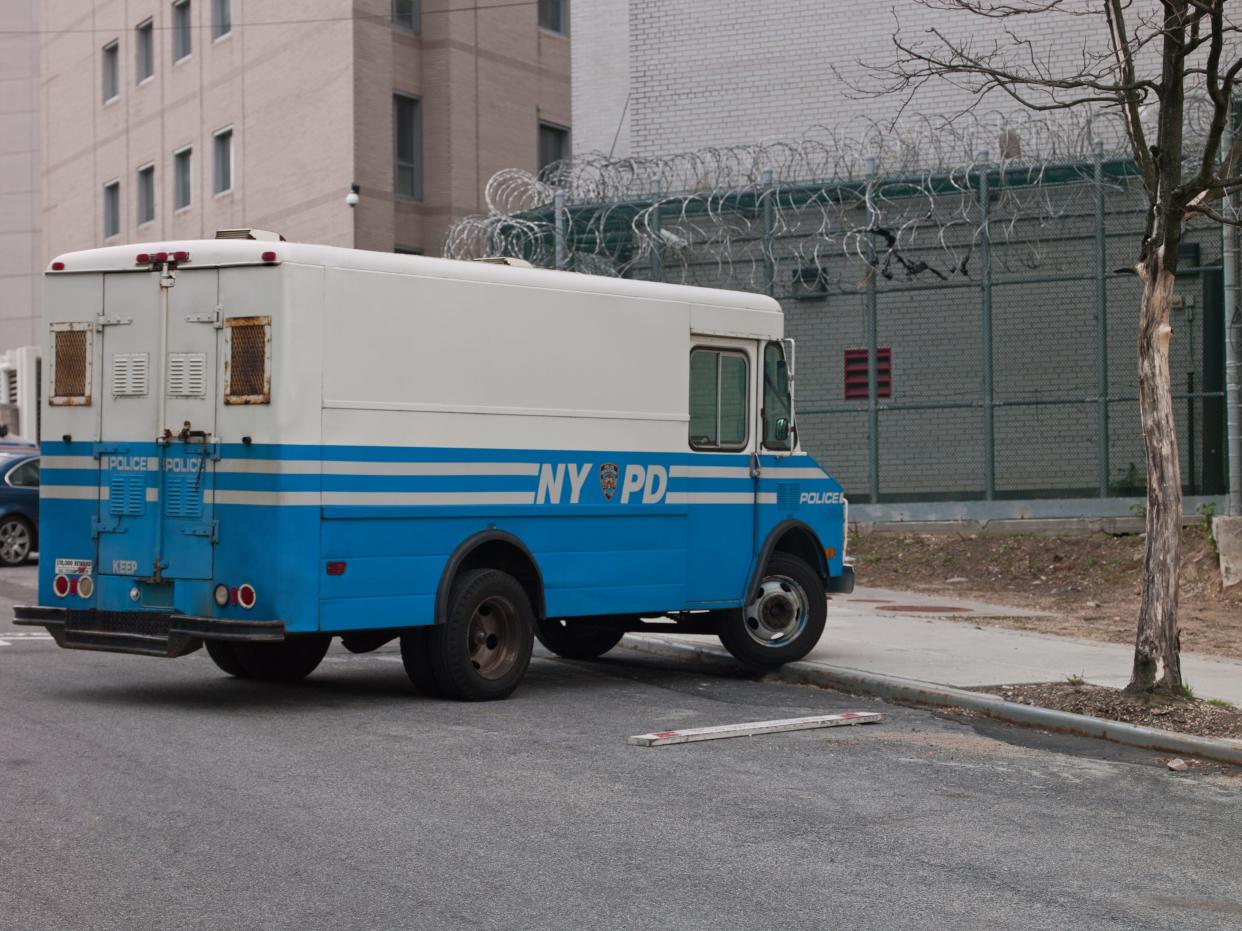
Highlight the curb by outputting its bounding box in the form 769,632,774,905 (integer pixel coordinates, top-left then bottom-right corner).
620,634,1242,768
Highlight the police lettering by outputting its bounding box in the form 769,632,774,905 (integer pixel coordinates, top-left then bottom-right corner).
800,491,843,505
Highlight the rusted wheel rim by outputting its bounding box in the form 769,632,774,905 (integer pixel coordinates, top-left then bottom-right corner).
468,595,522,680
743,575,808,648
0,520,30,564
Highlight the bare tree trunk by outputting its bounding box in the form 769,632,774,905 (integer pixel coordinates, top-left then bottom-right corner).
1128,254,1184,694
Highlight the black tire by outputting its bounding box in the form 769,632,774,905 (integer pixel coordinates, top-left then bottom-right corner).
205,639,249,677
535,617,625,660
0,515,33,567
717,553,827,670
399,628,445,696
227,636,331,682
426,568,534,701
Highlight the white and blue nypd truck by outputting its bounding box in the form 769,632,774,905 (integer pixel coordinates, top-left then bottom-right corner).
17,234,853,700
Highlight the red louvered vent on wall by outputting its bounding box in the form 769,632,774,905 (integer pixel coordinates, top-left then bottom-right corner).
844,348,892,400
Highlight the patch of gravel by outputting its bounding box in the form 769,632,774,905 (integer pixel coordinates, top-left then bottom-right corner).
973,682,1242,740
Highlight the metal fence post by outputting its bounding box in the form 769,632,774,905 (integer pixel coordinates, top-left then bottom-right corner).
554,190,568,271
1093,141,1110,497
865,156,880,504
978,150,995,500
762,168,776,298
649,177,663,282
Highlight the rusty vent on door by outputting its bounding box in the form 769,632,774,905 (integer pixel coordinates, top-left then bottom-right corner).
224,316,270,404
51,324,92,405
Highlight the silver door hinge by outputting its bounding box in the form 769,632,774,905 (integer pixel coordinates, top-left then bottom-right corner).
96,316,133,330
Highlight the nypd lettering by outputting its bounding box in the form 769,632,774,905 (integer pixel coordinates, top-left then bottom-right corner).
537,462,669,505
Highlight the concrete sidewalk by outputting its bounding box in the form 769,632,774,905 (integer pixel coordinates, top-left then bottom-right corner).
656,587,1242,706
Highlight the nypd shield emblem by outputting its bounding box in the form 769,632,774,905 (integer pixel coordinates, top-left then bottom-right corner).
599,463,619,501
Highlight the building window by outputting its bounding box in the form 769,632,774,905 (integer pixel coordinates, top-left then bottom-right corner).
538,0,567,34
843,348,892,400
173,147,192,211
538,122,569,173
136,20,154,81
212,0,231,39
102,41,119,102
103,182,121,239
172,0,192,61
213,128,233,194
689,348,749,451
137,165,155,225
392,0,420,33
393,94,423,200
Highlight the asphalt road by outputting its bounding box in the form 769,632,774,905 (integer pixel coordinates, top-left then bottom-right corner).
2,564,1241,930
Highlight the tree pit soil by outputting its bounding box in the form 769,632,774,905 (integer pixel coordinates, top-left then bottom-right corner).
971,682,1242,741
850,528,1242,661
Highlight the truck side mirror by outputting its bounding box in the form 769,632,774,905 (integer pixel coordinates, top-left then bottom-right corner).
774,417,790,442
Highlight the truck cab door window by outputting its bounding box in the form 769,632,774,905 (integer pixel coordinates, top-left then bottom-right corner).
689,348,749,451
762,342,792,450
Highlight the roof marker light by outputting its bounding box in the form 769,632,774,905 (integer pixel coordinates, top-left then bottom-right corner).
51,261,65,271
136,253,150,264
173,250,190,262
261,251,278,263
154,251,169,263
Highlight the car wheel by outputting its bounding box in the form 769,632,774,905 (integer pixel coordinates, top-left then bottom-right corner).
717,553,827,669
426,569,534,701
0,516,33,567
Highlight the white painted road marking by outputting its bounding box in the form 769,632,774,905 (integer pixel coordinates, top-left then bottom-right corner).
0,631,54,646
628,711,885,746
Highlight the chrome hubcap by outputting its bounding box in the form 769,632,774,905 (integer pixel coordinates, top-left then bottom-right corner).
467,595,521,679
0,520,30,564
743,575,808,648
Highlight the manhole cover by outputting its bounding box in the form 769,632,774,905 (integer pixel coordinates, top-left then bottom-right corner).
879,604,974,614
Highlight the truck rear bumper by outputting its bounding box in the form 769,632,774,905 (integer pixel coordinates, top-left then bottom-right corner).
14,605,286,658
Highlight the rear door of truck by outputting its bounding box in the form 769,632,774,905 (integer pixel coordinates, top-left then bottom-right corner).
95,264,219,583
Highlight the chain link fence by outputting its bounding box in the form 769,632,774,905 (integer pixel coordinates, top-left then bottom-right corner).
446,113,1234,506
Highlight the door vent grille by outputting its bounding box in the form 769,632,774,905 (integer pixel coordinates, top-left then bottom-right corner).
167,353,207,398
51,325,92,405
225,317,271,404
776,483,801,510
109,474,146,516
164,473,204,519
111,353,149,397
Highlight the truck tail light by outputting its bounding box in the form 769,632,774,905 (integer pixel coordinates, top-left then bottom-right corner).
237,583,257,610
53,574,70,597
326,561,346,576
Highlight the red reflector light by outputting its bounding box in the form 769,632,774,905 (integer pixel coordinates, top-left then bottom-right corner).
51,261,65,271
326,561,346,576
237,583,257,610
173,250,189,262
136,253,150,264
154,251,169,262
261,251,278,263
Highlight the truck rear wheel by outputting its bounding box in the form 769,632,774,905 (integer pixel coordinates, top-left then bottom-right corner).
717,553,826,669
535,617,625,660
426,568,534,701
209,636,331,682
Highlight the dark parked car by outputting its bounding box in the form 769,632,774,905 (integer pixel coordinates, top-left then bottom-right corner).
0,451,39,566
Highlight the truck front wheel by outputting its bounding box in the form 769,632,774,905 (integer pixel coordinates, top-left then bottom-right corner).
425,568,534,701
717,553,827,669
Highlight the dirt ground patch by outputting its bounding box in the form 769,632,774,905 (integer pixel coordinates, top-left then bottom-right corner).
972,682,1242,740
850,527,1242,660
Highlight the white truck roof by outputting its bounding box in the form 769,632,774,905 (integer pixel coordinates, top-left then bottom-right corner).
47,240,784,341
